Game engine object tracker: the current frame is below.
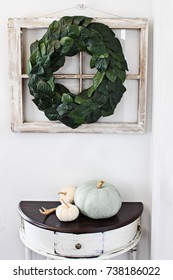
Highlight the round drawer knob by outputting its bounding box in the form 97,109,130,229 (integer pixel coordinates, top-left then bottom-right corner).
75,243,82,250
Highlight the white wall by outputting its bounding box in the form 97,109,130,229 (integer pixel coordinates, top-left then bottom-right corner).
0,0,152,259
151,0,173,259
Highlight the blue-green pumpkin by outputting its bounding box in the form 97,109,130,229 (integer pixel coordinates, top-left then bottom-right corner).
74,180,122,219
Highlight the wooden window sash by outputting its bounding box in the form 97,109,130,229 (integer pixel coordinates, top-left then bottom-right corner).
8,17,148,133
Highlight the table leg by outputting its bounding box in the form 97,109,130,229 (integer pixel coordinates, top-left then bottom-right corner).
130,246,137,260
25,247,32,260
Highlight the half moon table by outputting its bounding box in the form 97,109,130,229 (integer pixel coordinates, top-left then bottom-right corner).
18,201,143,260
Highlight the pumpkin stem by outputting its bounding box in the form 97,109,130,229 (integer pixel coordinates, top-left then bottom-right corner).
58,191,67,195
96,180,104,188
60,198,70,208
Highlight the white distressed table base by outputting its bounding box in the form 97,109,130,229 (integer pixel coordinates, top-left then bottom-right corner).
19,224,141,260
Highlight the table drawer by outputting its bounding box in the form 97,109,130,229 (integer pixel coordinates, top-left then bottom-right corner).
55,232,103,257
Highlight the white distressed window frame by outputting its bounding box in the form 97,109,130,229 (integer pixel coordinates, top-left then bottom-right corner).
8,17,148,133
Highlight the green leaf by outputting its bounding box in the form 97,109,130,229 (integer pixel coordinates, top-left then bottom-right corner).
69,105,88,124
44,18,71,40
88,22,115,42
58,17,73,28
109,50,128,70
65,42,79,57
82,17,93,27
37,80,53,96
27,60,32,74
33,98,51,110
86,37,107,55
50,31,60,40
106,62,118,82
30,64,45,76
44,107,60,120
61,93,73,103
39,42,46,56
105,38,123,52
106,71,117,82
74,90,88,104
69,101,100,125
90,54,99,68
52,92,61,107
47,40,61,56
67,25,80,38
100,79,126,116
95,58,109,72
30,40,39,53
100,102,114,117
78,26,92,40
92,88,109,106
29,49,39,66
50,55,65,72
47,20,59,31
99,53,109,58
107,59,126,82
55,83,70,94
93,71,105,89
40,55,50,69
47,76,55,92
106,61,125,82
97,79,109,93
36,54,50,68
72,16,92,27
88,71,105,97
60,37,74,55
28,74,40,95
117,70,126,83
57,103,74,116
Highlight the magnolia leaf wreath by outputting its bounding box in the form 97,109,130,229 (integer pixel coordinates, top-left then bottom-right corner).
27,16,128,129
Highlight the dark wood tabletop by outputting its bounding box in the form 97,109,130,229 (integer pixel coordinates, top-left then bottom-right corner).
18,201,143,234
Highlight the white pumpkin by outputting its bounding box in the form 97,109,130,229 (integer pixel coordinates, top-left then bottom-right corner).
56,199,79,222
58,186,76,203
74,180,122,219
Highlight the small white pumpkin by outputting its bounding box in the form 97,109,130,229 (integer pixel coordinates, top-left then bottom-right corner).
56,199,79,222
58,186,76,203
74,180,122,219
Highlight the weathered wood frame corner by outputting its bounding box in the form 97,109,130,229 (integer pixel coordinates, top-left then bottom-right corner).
8,17,148,134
